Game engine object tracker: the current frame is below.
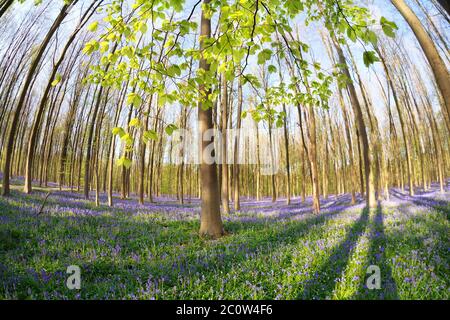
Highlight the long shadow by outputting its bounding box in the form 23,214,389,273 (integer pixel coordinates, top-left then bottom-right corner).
296,208,370,299
357,203,399,299
390,189,449,220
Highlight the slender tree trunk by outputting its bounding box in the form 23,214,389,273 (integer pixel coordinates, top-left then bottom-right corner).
84,86,111,200
282,103,291,205
391,0,450,130
268,122,277,202
282,41,317,211
107,86,127,206
138,96,153,204
377,48,414,196
24,2,96,193
122,105,133,199
255,123,261,201
276,54,291,204
0,0,14,19
1,2,72,196
220,73,230,214
434,0,450,16
331,36,376,208
233,72,243,210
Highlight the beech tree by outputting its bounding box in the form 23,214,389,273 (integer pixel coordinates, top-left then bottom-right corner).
2,0,447,240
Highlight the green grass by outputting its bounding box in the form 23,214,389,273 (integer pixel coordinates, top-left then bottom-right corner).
0,194,448,300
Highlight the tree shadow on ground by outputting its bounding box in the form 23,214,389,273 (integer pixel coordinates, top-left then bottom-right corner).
358,203,399,299
390,189,449,219
296,208,370,299
0,194,365,299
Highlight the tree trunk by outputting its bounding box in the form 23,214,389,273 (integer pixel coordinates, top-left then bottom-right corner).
331,36,376,208
24,1,96,193
0,0,14,19
198,0,224,238
391,0,450,130
2,2,73,196
233,72,243,210
220,72,230,214
377,47,415,196
434,0,450,16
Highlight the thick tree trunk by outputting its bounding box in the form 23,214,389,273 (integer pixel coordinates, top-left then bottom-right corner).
198,0,224,238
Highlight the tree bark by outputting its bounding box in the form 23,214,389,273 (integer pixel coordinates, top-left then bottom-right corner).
198,0,224,238
220,72,230,214
233,71,243,210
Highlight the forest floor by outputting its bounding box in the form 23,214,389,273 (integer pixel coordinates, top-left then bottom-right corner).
0,178,449,299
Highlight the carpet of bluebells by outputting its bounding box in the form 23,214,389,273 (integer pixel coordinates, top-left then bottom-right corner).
0,176,449,300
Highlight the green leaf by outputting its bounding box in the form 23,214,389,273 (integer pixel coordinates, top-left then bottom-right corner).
87,21,98,32
139,22,148,34
169,0,184,12
51,73,62,86
126,92,142,107
143,130,158,142
347,27,357,42
167,64,181,77
363,51,379,67
380,16,398,38
218,62,227,74
117,156,132,169
257,49,273,65
129,118,141,128
366,30,378,46
112,127,126,138
99,41,109,53
165,124,178,136
267,65,277,73
382,25,395,38
82,40,99,55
